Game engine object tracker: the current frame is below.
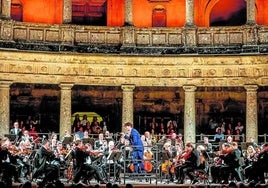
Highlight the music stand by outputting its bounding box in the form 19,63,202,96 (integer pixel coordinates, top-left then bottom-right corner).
107,151,122,162
4,134,17,142
107,151,122,182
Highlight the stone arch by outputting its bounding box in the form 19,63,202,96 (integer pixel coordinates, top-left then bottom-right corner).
209,0,246,26
152,5,166,27
11,0,23,21
194,0,220,27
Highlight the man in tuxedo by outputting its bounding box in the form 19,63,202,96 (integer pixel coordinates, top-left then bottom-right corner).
10,122,22,139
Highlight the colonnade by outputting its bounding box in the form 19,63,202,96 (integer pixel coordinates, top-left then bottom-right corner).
0,80,259,145
0,0,257,26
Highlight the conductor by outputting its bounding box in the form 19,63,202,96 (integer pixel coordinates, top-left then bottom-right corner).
124,122,145,173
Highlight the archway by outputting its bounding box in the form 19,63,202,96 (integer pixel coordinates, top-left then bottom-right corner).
152,5,166,27
210,0,246,26
11,0,23,21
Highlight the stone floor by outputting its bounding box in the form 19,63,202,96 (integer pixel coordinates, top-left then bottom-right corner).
10,177,268,188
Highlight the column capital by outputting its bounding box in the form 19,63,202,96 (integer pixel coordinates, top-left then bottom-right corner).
0,80,13,88
182,85,197,92
121,84,135,91
59,83,74,90
244,84,258,91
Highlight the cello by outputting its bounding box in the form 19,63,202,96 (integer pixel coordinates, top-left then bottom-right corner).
143,150,153,173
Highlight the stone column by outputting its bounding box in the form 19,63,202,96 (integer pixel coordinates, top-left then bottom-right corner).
0,80,12,137
124,0,133,26
59,83,73,139
183,85,196,144
63,0,72,23
244,85,258,142
185,0,194,26
246,0,256,25
1,0,11,19
121,84,135,131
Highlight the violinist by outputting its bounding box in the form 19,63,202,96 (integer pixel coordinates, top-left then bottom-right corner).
243,145,257,180
32,139,59,187
54,141,68,164
247,143,268,184
72,140,107,184
101,140,122,182
210,142,232,183
218,142,243,184
174,142,200,184
0,137,22,183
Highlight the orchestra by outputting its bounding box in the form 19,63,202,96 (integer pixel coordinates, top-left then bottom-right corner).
0,131,268,187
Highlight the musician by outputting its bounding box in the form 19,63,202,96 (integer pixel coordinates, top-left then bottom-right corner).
72,140,107,184
32,139,59,187
247,143,268,184
218,142,243,184
202,136,213,154
243,145,258,180
124,122,145,173
0,137,22,184
165,143,183,182
94,133,105,150
174,142,200,184
102,140,122,182
10,121,22,138
210,142,231,183
54,141,68,165
114,133,126,150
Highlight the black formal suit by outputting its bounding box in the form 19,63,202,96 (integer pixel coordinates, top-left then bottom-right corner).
219,148,243,183
32,145,58,183
248,148,268,183
175,148,200,183
10,128,22,138
73,147,106,184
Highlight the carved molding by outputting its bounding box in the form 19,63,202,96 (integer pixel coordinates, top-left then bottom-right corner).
0,51,268,87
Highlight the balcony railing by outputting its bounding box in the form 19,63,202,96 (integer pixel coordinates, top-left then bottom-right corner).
0,20,268,54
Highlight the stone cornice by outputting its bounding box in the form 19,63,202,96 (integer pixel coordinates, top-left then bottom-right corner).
0,50,268,87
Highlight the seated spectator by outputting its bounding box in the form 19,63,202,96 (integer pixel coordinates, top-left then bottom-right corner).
214,129,224,142
235,121,244,134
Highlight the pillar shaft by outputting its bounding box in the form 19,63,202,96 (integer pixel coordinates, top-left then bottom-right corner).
246,0,256,25
1,0,11,19
124,0,133,26
121,84,135,131
244,85,258,142
185,0,194,26
63,0,72,23
0,81,12,137
183,85,196,144
59,83,73,139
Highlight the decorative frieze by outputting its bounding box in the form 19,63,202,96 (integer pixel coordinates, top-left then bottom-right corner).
0,51,268,87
